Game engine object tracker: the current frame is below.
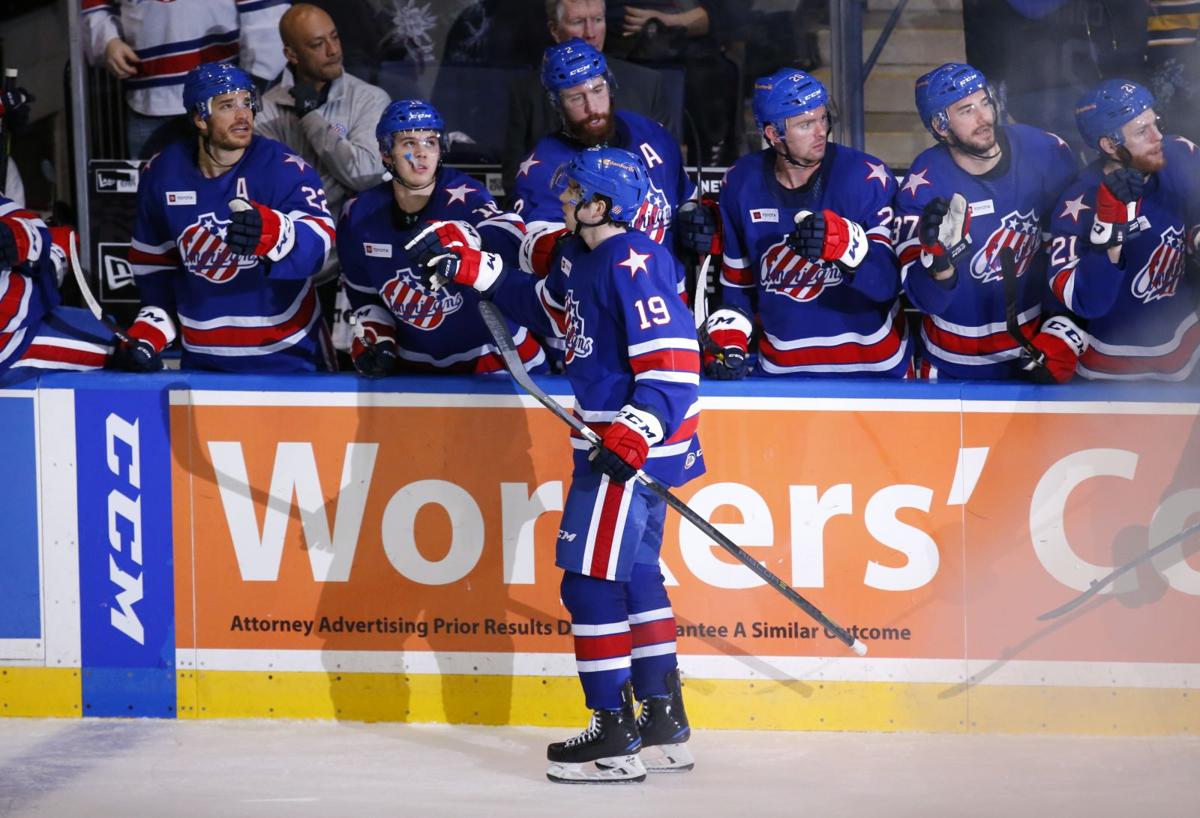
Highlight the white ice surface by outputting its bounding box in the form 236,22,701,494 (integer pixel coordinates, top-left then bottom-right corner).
0,720,1196,818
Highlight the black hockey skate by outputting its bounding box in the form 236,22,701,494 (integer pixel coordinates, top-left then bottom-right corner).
546,682,645,784
624,668,695,773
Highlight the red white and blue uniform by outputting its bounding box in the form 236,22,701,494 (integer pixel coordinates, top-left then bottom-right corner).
81,0,289,117
1047,136,1200,380
720,143,910,377
509,111,695,292
0,198,114,372
338,169,545,373
129,135,336,372
896,124,1078,379
490,228,702,709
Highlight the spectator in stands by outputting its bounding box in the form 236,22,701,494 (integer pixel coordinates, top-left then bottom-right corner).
502,0,677,195
81,0,289,159
1146,1,1200,143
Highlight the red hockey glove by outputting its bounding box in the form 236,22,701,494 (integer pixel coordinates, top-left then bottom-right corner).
349,304,399,378
113,306,177,372
918,193,972,277
47,226,77,288
1020,315,1088,384
589,405,664,483
0,213,38,268
677,197,723,256
518,221,570,277
1090,167,1144,248
788,209,868,269
224,198,296,261
405,220,482,269
701,307,752,380
426,246,506,295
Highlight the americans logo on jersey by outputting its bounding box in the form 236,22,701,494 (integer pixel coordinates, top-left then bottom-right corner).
759,237,844,302
969,209,1041,283
179,212,258,283
380,268,463,331
563,290,593,364
632,179,671,244
1131,226,1186,304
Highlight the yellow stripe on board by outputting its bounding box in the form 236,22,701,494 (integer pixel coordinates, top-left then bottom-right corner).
0,668,81,717
182,672,1198,736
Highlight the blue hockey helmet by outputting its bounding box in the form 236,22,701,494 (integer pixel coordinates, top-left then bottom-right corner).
554,146,649,223
1074,79,1156,150
541,38,610,101
915,62,990,136
182,62,258,120
752,68,829,135
376,99,445,152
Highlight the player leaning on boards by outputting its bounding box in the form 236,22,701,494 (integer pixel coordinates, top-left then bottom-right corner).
510,38,717,302
702,68,909,379
895,62,1083,382
337,99,543,376
120,62,337,372
1046,79,1200,381
407,146,702,784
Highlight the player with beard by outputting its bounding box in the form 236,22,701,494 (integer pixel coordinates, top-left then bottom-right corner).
1046,79,1200,381
509,38,708,302
123,62,337,372
336,99,544,376
895,62,1081,381
702,68,911,379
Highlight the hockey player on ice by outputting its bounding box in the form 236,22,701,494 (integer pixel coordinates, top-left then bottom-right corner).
0,196,114,372
406,146,702,784
338,99,545,376
895,62,1082,382
704,68,910,379
122,62,337,372
1047,79,1200,381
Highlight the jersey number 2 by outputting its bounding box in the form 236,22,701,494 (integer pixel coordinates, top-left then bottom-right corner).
634,296,670,329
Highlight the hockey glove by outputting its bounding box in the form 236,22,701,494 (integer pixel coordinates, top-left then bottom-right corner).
589,404,664,484
0,214,37,268
47,226,76,288
425,246,506,295
1020,314,1088,385
918,193,972,278
289,82,321,117
110,338,163,372
676,197,723,256
788,209,869,269
118,305,177,371
518,221,570,277
351,337,399,378
223,198,297,261
404,220,483,269
1091,167,1145,248
701,307,752,380
0,87,33,131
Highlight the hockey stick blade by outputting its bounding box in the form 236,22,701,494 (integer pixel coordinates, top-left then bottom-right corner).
478,300,868,656
998,247,1042,365
1037,517,1200,621
692,252,712,330
69,232,132,344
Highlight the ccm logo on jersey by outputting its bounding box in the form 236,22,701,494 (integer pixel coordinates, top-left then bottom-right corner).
750,208,779,223
363,242,393,258
166,191,197,206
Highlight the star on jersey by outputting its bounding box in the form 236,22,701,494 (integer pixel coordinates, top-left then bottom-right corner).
618,247,651,278
518,155,541,177
1060,195,1091,223
864,161,891,189
1176,136,1199,154
901,168,932,197
283,153,310,173
445,183,476,205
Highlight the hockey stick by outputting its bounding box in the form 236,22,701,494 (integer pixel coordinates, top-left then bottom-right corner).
1037,518,1200,621
477,299,868,656
69,231,132,343
692,252,712,330
998,246,1044,366
0,68,15,193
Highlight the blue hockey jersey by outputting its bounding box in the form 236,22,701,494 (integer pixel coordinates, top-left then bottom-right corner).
130,134,336,372
896,124,1078,379
492,228,704,487
338,169,545,373
509,110,695,291
719,143,909,377
1047,136,1200,381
